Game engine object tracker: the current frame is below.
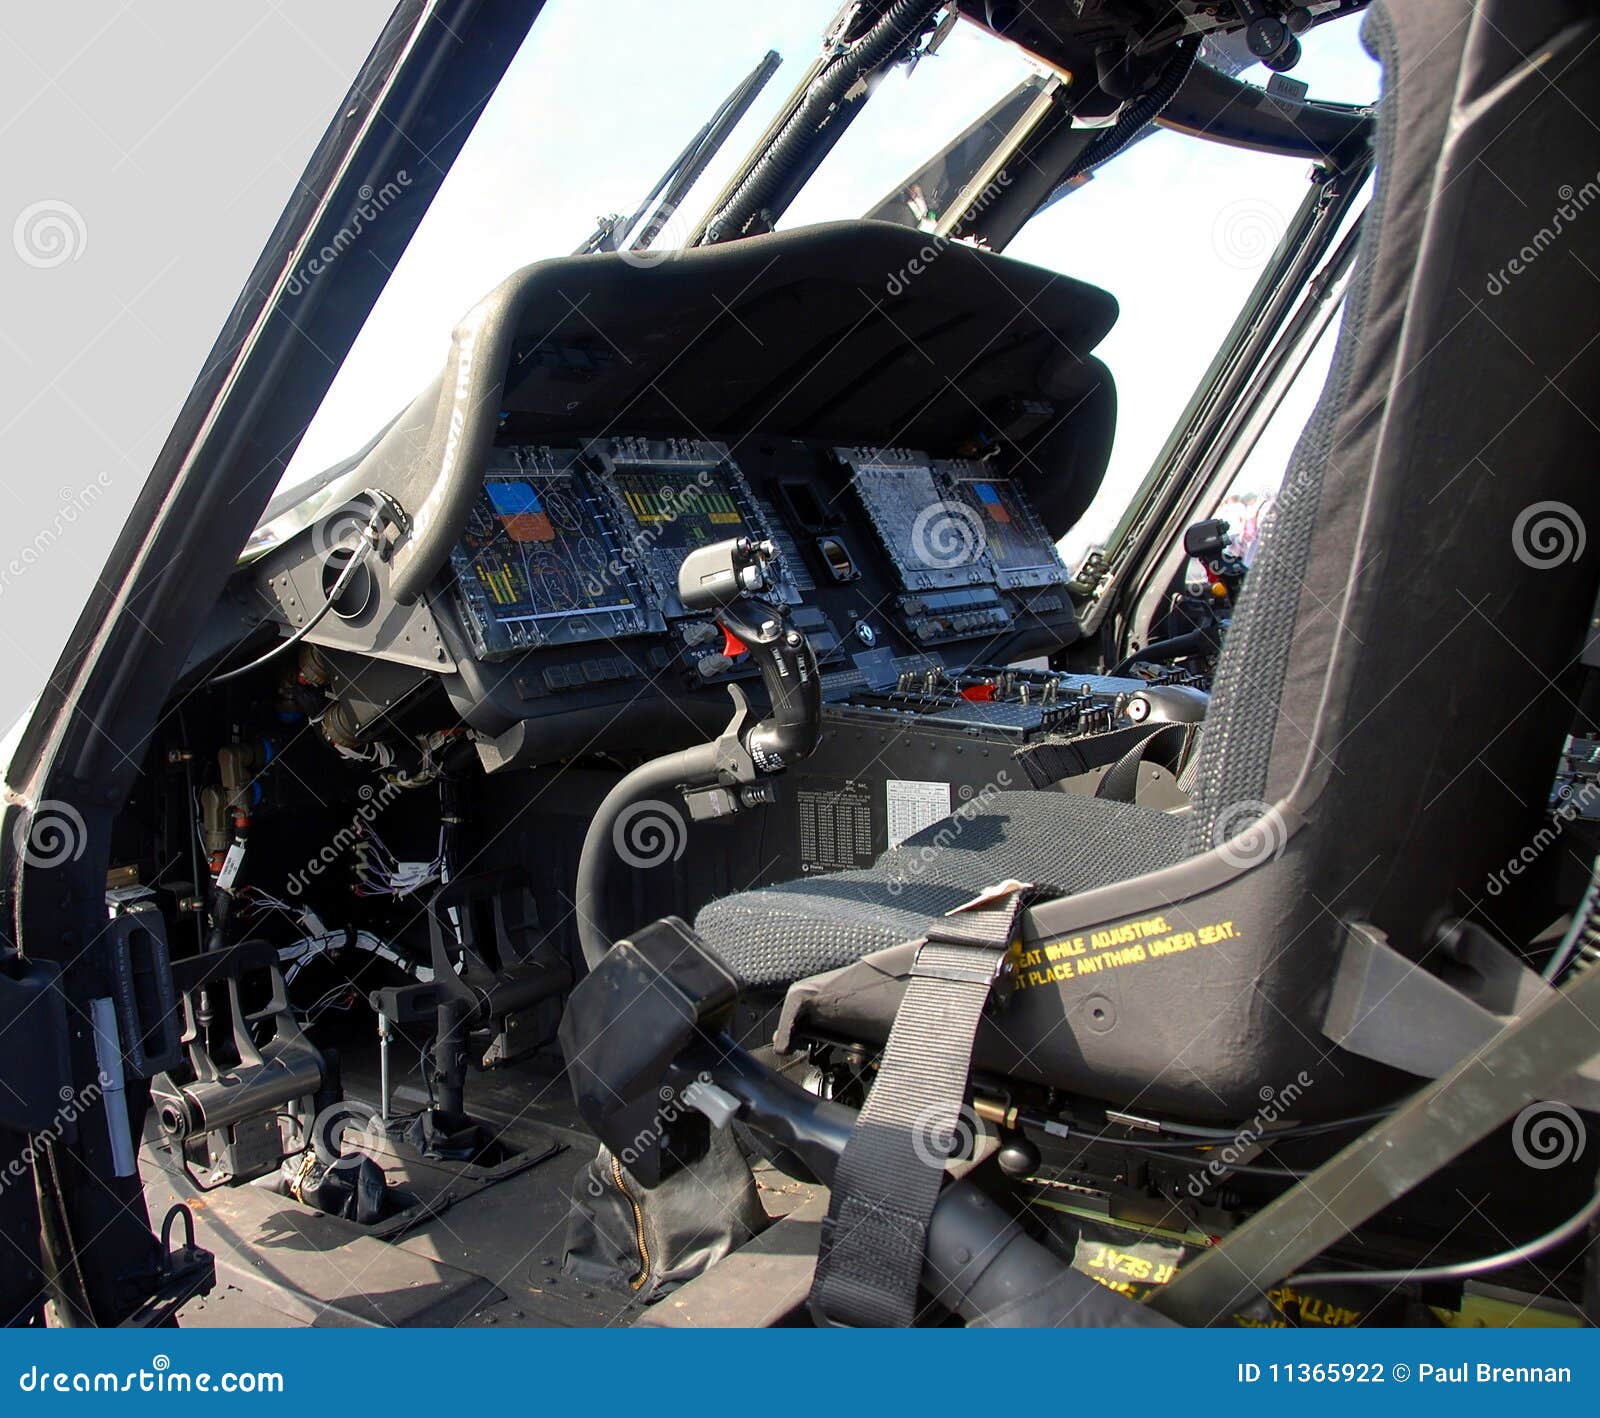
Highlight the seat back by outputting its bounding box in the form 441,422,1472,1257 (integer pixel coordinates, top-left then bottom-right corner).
1191,0,1600,947
998,0,1600,1117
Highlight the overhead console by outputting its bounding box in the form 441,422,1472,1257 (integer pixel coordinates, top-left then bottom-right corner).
239,222,1124,771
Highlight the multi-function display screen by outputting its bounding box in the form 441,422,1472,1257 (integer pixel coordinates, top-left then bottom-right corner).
611,466,751,554
451,463,650,657
600,449,798,612
462,472,635,619
847,458,991,592
944,470,1071,588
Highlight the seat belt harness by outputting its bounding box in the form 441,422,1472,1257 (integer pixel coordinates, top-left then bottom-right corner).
808,879,1033,1327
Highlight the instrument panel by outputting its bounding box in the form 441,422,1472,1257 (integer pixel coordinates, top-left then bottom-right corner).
406,433,1086,767
447,437,1073,673
449,447,659,658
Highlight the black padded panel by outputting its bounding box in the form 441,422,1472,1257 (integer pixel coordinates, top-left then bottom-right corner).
368,219,1121,602
696,791,1186,987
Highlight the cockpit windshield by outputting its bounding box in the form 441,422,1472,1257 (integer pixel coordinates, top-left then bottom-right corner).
253,1,1376,563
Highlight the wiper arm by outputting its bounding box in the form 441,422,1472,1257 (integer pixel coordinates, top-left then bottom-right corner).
574,48,781,259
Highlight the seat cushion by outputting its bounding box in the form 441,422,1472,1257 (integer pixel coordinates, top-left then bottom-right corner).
694,791,1188,987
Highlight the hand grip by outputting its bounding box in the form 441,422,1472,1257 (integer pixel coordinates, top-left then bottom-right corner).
717,599,821,771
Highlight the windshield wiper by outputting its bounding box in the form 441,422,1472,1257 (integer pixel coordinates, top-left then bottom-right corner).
575,48,781,259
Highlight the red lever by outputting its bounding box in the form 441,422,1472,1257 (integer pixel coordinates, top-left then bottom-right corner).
721,627,748,657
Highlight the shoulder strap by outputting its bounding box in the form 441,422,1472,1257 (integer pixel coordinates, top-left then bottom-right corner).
809,880,1033,1327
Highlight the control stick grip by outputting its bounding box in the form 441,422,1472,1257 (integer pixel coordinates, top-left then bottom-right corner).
677,538,820,771
718,600,821,771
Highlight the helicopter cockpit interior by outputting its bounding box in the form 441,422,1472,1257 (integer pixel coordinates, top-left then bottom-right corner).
8,0,1600,1330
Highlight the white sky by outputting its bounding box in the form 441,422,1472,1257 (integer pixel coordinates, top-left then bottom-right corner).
284,3,1380,566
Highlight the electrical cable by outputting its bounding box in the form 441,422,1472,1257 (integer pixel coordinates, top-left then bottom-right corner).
1289,1184,1600,1290
1544,852,1600,982
206,495,392,686
1051,1107,1396,1151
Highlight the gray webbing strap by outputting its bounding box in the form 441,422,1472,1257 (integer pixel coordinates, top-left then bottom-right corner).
1095,721,1196,803
809,880,1033,1327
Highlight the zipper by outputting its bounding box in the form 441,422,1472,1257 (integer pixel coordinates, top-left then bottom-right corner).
610,1153,651,1290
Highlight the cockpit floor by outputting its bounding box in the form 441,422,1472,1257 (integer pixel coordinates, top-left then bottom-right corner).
146,1040,817,1328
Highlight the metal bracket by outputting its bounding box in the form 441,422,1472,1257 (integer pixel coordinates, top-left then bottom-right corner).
1323,919,1600,1108
1153,944,1600,1326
